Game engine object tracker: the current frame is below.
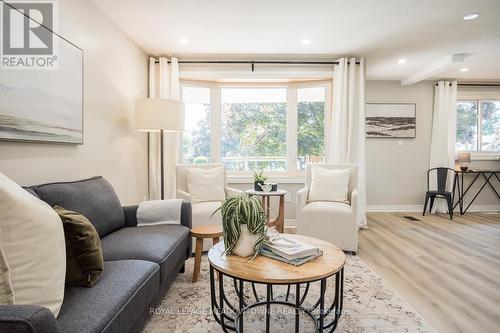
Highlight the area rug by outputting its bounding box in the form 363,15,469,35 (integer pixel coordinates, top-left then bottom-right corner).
143,255,436,333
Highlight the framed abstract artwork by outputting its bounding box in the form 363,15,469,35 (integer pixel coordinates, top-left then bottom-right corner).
365,103,416,138
0,7,83,144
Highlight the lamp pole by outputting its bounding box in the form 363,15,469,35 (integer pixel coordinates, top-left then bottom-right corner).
160,129,164,200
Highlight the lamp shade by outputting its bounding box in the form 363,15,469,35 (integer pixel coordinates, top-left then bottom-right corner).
457,152,471,163
135,98,184,132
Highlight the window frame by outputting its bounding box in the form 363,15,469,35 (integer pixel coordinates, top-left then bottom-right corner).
180,79,332,178
456,96,500,158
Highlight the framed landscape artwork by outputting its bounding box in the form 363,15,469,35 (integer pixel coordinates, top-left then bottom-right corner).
365,103,416,138
0,26,83,144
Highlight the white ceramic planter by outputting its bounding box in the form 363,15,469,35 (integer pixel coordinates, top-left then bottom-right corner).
232,225,260,257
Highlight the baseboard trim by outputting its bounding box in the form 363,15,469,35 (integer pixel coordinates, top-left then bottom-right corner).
367,204,500,212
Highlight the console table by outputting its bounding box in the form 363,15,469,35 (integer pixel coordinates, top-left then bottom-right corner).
208,235,346,332
453,169,500,214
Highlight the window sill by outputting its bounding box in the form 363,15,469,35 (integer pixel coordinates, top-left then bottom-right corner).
470,153,500,161
227,175,305,184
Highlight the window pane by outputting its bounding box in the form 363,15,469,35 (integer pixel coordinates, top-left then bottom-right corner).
221,88,287,171
297,87,325,170
182,87,210,164
456,101,478,151
481,101,500,152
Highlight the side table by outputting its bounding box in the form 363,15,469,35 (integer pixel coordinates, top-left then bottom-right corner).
245,189,287,233
190,224,223,282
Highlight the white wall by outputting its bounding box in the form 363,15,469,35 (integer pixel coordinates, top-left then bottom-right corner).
0,0,149,205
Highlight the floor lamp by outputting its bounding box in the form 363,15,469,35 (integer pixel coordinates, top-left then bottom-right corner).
135,98,185,200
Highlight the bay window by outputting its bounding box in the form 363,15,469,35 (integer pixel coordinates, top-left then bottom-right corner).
181,81,330,176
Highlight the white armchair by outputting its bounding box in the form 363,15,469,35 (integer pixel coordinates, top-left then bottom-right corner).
176,164,242,251
296,164,358,253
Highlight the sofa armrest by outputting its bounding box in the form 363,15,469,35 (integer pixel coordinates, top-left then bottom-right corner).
0,305,58,333
123,200,191,230
351,188,358,222
225,186,244,197
180,201,192,230
296,187,309,211
123,205,139,227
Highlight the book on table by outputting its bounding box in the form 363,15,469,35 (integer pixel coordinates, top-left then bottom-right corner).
260,228,323,265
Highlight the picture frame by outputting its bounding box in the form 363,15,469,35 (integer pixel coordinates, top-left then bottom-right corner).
365,103,416,138
0,4,83,144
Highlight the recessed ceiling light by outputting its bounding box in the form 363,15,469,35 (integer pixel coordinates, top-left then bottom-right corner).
178,37,189,44
301,39,311,45
397,59,407,64
460,67,469,72
463,13,479,21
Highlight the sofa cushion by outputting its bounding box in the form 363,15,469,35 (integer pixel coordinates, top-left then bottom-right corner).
100,225,190,283
57,260,159,333
33,177,125,237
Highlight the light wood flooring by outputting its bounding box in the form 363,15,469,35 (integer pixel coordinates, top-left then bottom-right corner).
359,212,500,333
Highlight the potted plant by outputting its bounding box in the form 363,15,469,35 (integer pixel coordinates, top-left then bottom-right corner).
253,170,267,191
218,195,267,258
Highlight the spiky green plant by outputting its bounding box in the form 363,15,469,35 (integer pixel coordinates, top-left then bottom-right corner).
215,195,267,258
253,170,267,183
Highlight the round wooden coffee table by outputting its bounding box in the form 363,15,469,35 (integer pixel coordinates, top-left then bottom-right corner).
191,224,223,282
208,234,346,332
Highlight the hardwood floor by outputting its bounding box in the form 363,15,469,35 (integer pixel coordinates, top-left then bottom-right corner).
359,212,500,333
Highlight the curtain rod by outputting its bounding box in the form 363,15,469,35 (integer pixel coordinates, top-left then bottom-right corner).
437,83,500,87
154,59,360,71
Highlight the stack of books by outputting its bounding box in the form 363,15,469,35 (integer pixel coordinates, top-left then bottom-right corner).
260,229,323,266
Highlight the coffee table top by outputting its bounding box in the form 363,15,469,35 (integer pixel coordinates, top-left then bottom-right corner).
208,234,345,284
191,224,223,238
245,189,287,196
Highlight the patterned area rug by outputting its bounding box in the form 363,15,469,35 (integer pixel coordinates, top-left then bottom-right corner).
143,255,435,333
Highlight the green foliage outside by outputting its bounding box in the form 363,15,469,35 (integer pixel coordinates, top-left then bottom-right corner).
221,102,287,170
183,101,326,169
298,101,325,168
456,101,499,152
456,101,478,150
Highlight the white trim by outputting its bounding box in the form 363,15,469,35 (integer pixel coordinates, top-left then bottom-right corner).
228,176,304,184
284,219,296,227
470,153,500,161
367,204,500,212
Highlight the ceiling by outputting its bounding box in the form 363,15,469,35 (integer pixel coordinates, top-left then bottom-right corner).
91,0,500,82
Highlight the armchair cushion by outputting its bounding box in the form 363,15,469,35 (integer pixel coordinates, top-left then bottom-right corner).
187,167,225,203
309,167,351,203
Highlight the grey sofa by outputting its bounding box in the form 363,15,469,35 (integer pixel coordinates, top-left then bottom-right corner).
0,176,192,333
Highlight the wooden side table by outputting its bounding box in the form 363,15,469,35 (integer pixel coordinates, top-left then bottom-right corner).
190,224,223,282
245,189,287,233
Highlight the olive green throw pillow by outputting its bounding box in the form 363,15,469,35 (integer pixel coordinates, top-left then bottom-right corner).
54,206,103,288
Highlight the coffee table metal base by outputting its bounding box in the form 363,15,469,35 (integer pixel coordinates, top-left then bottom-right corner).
209,265,344,333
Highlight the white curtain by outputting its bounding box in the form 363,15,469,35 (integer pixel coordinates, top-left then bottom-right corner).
429,81,457,212
148,57,181,199
326,57,367,228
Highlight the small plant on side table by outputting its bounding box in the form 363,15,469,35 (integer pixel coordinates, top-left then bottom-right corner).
253,170,268,191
